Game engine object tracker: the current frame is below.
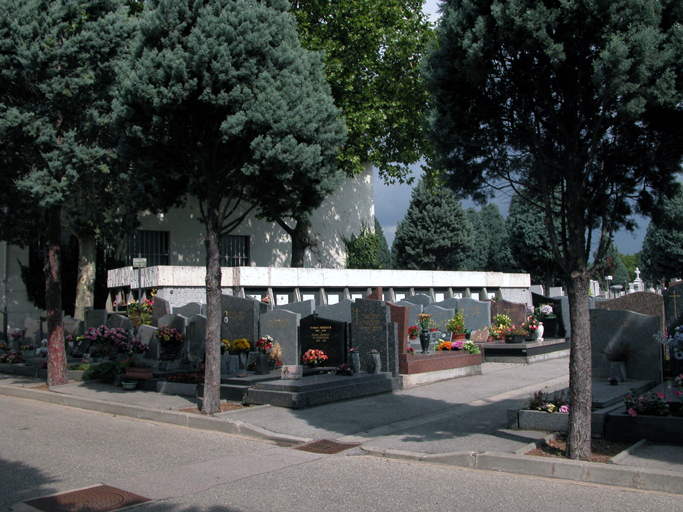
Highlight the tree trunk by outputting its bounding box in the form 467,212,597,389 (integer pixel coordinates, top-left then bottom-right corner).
290,218,310,268
74,232,96,321
566,271,592,460
46,206,68,388
202,199,222,415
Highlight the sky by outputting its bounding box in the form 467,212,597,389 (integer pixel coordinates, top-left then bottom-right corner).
372,0,647,256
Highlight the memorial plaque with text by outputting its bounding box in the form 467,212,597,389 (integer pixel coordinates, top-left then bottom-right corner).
299,315,346,367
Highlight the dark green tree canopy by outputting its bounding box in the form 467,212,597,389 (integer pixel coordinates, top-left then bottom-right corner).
342,221,381,269
641,191,683,285
374,217,392,270
461,207,489,271
592,241,631,291
392,179,473,270
480,203,515,272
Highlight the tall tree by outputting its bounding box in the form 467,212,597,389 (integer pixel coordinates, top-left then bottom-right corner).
620,252,642,284
641,191,683,286
424,0,683,458
480,203,515,273
341,221,381,269
461,208,490,271
266,0,433,265
115,0,345,414
507,192,562,292
375,217,393,270
592,241,631,292
0,0,136,387
392,179,473,270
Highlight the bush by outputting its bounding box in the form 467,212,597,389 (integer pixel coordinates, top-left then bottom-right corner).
82,362,120,383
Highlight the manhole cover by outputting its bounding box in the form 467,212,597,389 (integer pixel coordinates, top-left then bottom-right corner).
294,439,361,454
25,485,150,512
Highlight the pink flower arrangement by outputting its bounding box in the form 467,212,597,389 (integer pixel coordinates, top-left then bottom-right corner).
302,349,328,365
255,336,273,352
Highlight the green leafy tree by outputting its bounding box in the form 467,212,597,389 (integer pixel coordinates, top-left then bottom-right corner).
507,193,562,292
620,252,642,283
268,0,433,265
375,217,392,270
592,241,631,292
342,221,381,269
480,203,515,273
115,0,345,414
392,180,474,270
461,208,489,271
0,0,136,387
424,0,683,459
641,192,683,286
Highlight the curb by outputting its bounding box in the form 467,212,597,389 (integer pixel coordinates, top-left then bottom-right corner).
0,384,309,448
362,446,683,495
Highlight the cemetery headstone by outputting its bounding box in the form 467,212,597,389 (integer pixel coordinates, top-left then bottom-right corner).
350,299,396,375
664,282,683,335
173,302,203,318
299,314,347,367
395,300,423,329
62,316,84,338
220,295,260,347
490,299,526,327
532,293,570,338
593,292,665,332
106,313,134,332
186,314,207,361
387,302,409,354
137,325,158,361
403,293,432,307
151,297,172,326
275,299,315,318
85,309,108,330
158,313,189,361
315,298,353,324
423,305,455,332
456,298,491,332
259,309,301,365
365,287,383,301
432,298,460,311
590,309,661,383
470,329,489,342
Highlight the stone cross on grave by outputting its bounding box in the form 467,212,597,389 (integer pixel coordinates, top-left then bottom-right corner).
672,291,680,319
635,267,641,280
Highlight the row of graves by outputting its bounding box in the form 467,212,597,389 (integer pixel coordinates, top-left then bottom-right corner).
510,284,683,443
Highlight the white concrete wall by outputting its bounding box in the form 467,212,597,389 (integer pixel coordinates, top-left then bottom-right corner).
0,242,44,333
136,163,375,269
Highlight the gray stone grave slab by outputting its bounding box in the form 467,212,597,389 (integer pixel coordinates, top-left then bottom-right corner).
300,314,347,368
457,298,491,331
152,297,172,326
590,309,661,383
664,282,683,335
85,309,108,330
259,309,301,365
220,295,260,347
138,325,158,361
62,316,84,337
423,305,454,332
158,313,189,361
106,313,134,332
275,299,315,318
395,301,423,329
186,314,207,361
403,293,432,307
432,298,460,311
593,291,665,332
387,302,409,355
23,317,43,345
315,299,353,324
173,302,203,318
350,299,392,374
386,322,399,377
225,354,239,375
490,299,526,327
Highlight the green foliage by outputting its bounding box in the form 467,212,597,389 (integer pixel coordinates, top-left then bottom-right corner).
82,361,120,383
461,208,489,271
446,309,466,334
374,217,392,270
620,253,642,283
480,204,515,273
507,192,562,288
392,180,474,270
593,242,631,291
342,222,381,269
293,0,433,182
641,191,683,285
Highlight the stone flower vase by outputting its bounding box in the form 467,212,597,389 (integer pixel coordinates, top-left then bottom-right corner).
254,354,270,375
350,352,361,373
369,352,381,374
535,322,544,340
419,329,431,354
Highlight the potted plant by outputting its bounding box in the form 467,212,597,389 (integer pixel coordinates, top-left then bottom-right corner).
487,314,512,341
416,314,432,353
268,341,283,369
232,338,251,367
446,309,467,341
407,346,415,355
155,326,184,360
20,343,36,358
408,325,419,339
255,335,273,354
534,303,558,337
121,357,154,380
302,349,328,367
522,316,541,340
89,345,108,362
504,325,528,344
127,294,154,328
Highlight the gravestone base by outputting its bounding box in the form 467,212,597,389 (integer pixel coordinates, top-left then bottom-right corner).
478,338,570,364
399,351,481,377
243,372,400,409
198,373,282,402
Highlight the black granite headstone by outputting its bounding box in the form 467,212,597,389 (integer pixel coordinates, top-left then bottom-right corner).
664,282,683,335
299,314,346,367
220,295,260,346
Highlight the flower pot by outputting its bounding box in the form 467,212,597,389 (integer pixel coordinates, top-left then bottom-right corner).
125,366,153,380
429,328,439,332
21,350,34,359
238,352,248,368
505,334,525,344
535,322,544,340
254,354,270,375
419,330,431,354
369,353,381,374
451,333,467,342
350,352,361,373
121,381,137,390
409,335,417,340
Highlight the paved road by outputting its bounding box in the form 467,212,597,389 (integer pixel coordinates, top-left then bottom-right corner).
2,394,682,512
